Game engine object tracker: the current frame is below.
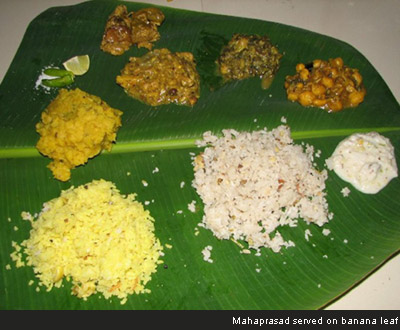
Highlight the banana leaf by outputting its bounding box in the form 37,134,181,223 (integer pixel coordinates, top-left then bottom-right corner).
0,0,399,310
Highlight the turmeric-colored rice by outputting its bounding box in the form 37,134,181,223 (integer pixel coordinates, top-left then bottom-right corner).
11,179,163,304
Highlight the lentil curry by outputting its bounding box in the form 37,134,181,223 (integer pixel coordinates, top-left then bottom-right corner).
116,48,200,106
284,57,366,112
36,88,123,181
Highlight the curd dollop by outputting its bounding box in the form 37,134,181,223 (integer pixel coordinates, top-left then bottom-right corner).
326,132,398,194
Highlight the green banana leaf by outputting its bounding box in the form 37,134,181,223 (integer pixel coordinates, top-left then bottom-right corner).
0,0,399,310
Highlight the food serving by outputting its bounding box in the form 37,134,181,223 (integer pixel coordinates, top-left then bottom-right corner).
217,34,282,89
116,48,200,106
192,125,332,253
284,57,366,112
100,5,165,55
10,180,163,304
36,88,123,181
326,132,398,194
130,7,165,50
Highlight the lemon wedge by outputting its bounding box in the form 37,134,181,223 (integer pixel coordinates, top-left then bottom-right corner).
62,55,90,76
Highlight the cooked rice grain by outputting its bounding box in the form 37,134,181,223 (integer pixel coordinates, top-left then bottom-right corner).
192,125,332,252
12,179,163,304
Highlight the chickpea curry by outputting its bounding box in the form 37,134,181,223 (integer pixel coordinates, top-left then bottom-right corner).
284,57,366,112
101,5,165,56
217,34,282,89
116,48,200,106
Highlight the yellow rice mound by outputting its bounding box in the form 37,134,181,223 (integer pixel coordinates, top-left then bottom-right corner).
36,88,123,182
12,179,163,304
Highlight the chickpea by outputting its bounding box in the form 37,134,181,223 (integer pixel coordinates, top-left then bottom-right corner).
298,91,315,106
311,83,326,96
327,99,343,112
296,63,305,72
313,98,327,107
332,57,344,68
313,59,322,68
330,68,339,78
299,68,310,80
287,92,299,101
348,90,365,106
322,76,334,88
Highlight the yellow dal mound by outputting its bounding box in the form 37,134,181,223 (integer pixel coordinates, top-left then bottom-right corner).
13,180,163,304
36,88,123,181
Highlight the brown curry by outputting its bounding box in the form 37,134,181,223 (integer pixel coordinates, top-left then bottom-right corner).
116,48,200,106
100,5,165,55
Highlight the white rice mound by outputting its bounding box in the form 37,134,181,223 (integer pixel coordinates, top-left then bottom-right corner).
192,125,332,253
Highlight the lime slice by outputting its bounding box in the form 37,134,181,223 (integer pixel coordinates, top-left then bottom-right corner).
62,55,90,76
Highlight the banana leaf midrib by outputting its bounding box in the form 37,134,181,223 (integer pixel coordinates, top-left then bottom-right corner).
0,126,399,159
